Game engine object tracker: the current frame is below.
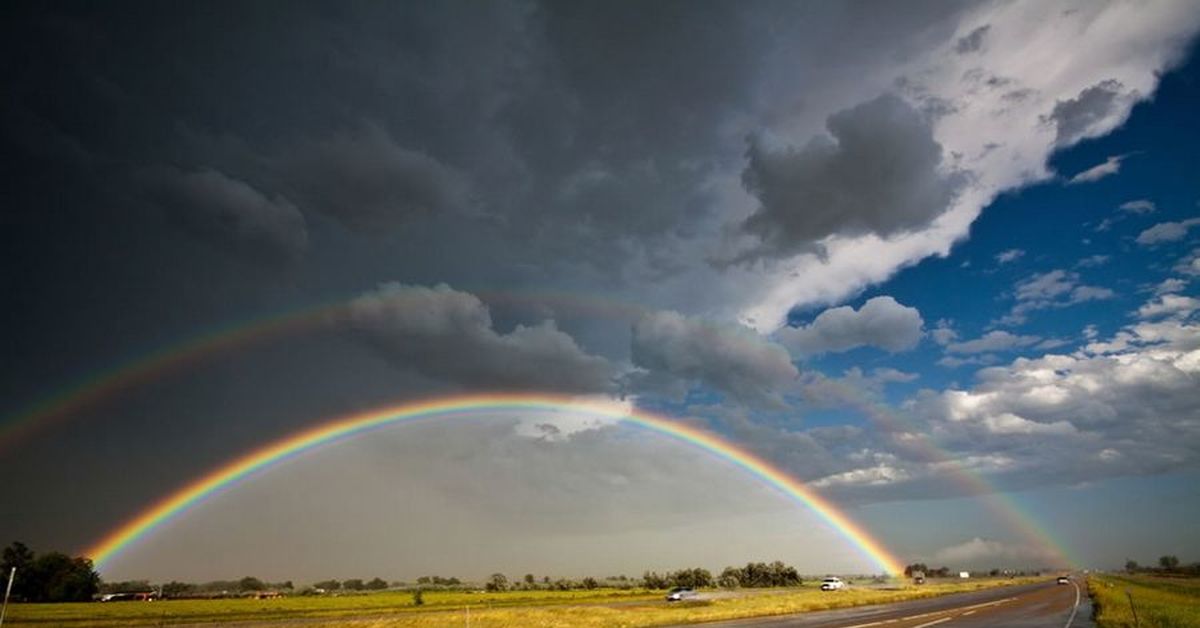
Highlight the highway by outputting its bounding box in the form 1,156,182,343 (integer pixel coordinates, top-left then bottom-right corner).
678,579,1092,628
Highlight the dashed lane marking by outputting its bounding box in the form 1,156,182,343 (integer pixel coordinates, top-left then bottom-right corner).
911,617,953,628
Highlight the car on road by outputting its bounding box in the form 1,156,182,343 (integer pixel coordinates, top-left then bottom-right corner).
820,577,845,591
666,587,697,601
1057,576,1070,585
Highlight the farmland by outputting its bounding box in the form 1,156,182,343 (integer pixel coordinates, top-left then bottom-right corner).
3,577,1042,627
1088,573,1200,628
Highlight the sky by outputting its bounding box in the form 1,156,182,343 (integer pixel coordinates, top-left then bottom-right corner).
2,1,1199,583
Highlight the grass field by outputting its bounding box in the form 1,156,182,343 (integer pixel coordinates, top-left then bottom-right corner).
1088,574,1200,628
3,578,1042,627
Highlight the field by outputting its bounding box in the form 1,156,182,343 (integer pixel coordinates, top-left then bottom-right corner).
4,578,1043,627
1088,574,1200,628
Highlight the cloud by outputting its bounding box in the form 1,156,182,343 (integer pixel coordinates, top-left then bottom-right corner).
1136,218,1200,245
931,538,1052,567
1075,254,1110,268
736,93,963,260
997,269,1115,325
286,124,470,232
1137,294,1200,319
945,331,1041,354
1153,278,1188,295
736,2,1197,331
342,283,618,393
908,298,1200,490
1049,80,1133,147
931,320,958,346
148,167,308,264
994,249,1024,264
937,354,999,368
1067,155,1124,184
629,311,798,407
1176,249,1200,276
777,296,924,356
954,25,991,54
1119,199,1156,214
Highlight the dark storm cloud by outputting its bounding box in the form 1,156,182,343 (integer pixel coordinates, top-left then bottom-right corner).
954,24,991,54
147,167,308,263
737,94,964,260
629,310,798,407
1047,79,1128,146
283,124,470,232
343,283,619,394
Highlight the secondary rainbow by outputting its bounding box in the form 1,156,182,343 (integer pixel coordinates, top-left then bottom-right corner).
85,393,905,576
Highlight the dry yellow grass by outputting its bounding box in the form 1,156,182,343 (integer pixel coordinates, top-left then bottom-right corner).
3,578,1041,627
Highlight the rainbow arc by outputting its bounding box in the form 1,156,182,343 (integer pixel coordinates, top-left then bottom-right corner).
84,393,906,576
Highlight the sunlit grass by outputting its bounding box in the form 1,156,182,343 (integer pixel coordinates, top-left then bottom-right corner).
1088,574,1200,628
4,578,1041,626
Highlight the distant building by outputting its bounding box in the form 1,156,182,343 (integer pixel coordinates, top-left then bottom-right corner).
959,571,970,579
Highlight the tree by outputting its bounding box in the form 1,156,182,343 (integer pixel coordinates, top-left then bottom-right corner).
524,573,535,585
642,571,668,589
904,563,929,578
313,579,340,591
1159,555,1180,571
365,577,388,590
581,576,598,590
1125,560,1139,573
344,578,365,591
161,581,195,598
238,576,265,592
1,542,35,601
485,573,508,592
717,567,741,589
26,553,101,602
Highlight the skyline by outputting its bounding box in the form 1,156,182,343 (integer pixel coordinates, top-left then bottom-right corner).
2,1,1199,582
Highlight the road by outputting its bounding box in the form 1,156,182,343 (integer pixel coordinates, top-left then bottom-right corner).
678,579,1093,628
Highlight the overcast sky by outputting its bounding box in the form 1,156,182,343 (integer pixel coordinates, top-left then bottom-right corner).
3,1,1199,583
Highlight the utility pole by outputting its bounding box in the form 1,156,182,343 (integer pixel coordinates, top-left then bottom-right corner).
0,567,16,628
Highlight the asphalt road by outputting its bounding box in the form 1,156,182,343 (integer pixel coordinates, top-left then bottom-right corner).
678,579,1093,628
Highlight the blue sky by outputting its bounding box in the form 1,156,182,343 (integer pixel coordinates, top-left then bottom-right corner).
2,2,1199,582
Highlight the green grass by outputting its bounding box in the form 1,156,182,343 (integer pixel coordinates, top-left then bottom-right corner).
3,578,1042,627
3,589,659,626
1088,573,1200,628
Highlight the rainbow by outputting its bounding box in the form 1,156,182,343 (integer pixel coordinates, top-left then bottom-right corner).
84,393,906,576
811,376,1077,569
0,289,645,452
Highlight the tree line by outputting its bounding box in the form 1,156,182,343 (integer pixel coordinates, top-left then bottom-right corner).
2,539,822,603
1125,555,1198,576
1,542,100,603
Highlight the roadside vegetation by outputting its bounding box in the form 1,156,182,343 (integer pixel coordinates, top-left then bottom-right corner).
1089,560,1200,628
3,577,1043,627
1,540,1048,627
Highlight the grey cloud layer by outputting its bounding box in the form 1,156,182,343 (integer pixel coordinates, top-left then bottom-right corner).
738,94,964,260
149,168,308,263
343,283,619,394
777,296,925,356
630,311,798,407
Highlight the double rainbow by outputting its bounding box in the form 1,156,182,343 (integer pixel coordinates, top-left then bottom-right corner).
85,393,906,576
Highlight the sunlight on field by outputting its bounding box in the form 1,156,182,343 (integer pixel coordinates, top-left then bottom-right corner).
4,578,1041,627
1088,574,1200,628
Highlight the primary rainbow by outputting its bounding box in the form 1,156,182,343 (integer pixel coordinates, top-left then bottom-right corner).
85,393,905,576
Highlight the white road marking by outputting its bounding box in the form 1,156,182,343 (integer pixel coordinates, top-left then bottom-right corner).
1064,579,1081,628
911,618,953,628
961,610,976,616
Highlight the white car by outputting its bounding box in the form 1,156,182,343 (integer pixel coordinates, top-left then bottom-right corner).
666,587,697,601
820,577,845,591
